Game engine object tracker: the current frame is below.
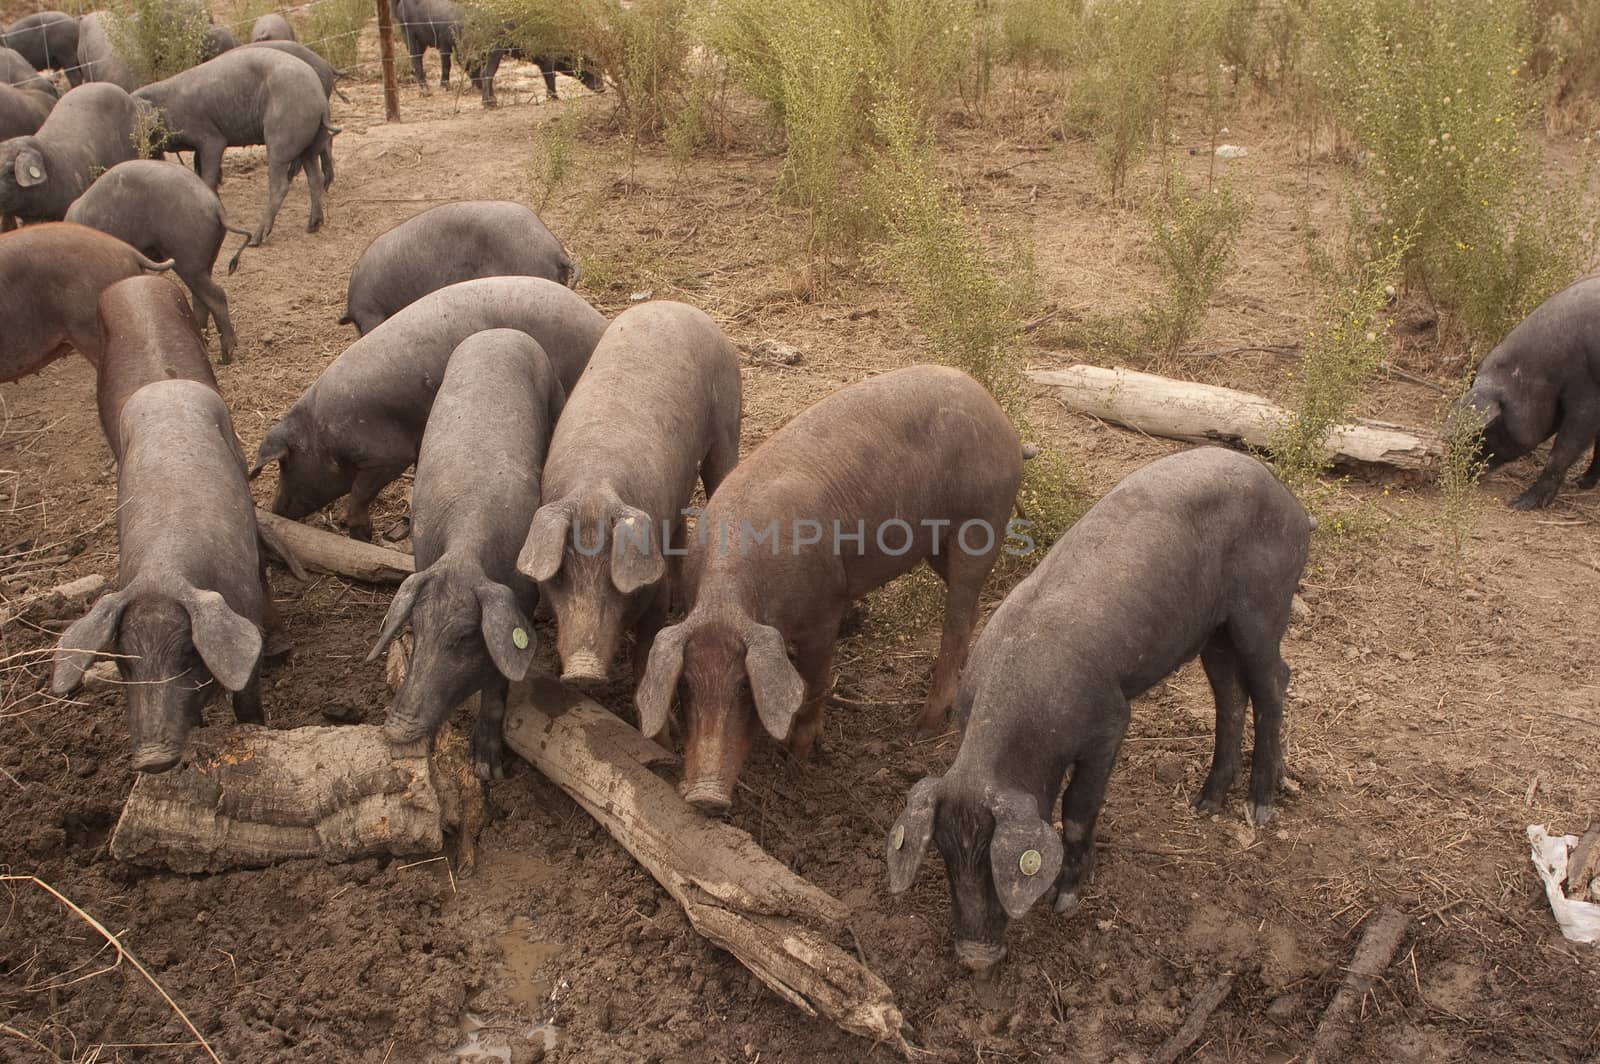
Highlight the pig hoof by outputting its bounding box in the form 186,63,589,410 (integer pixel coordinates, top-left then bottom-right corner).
1247,802,1275,828
473,756,504,782
1509,485,1556,510
1053,888,1081,915
1579,473,1600,490
1191,794,1223,815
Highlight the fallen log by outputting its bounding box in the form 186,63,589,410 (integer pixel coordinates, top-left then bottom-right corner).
109,724,484,873
255,509,414,584
0,573,107,627
1306,907,1410,1063
502,678,908,1052
1028,365,1444,472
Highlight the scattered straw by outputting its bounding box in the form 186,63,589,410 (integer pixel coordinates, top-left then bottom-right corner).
0,875,221,1063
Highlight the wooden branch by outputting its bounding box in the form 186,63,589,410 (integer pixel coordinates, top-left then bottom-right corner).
501,678,908,1051
109,725,484,873
1567,825,1600,902
0,573,106,627
254,509,414,585
1028,366,1443,472
1153,971,1234,1064
1306,907,1410,1063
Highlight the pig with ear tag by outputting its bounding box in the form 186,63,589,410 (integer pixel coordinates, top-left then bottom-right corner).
367,330,562,780
516,300,741,694
52,379,266,773
886,448,1310,972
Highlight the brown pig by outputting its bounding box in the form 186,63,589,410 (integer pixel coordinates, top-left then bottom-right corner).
635,365,1024,813
517,300,742,690
94,275,219,448
0,221,173,381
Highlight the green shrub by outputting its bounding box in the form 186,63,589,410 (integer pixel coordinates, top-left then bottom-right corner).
1140,168,1248,357
526,103,579,209
305,0,370,70
106,0,210,82
1531,0,1600,116
461,0,693,142
698,0,977,248
996,0,1079,72
868,91,1081,545
1309,0,1592,348
1271,238,1408,495
1438,374,1488,564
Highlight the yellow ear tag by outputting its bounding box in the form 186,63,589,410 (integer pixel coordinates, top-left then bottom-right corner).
28,166,41,179
891,824,906,850
1019,849,1042,876
512,627,529,650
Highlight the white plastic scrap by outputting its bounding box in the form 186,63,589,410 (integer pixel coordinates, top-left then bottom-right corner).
1527,825,1600,943
1214,145,1249,159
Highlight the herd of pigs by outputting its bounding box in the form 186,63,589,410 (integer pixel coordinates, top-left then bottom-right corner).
4,8,1600,978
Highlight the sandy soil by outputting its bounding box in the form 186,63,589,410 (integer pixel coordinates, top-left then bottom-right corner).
2,28,1599,1064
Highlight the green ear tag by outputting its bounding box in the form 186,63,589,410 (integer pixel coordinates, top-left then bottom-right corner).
512,627,529,650
1019,849,1042,876
891,824,906,850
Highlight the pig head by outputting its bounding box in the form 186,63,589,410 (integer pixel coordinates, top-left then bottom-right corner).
365,559,537,767
517,491,664,687
635,611,804,813
885,775,1064,973
52,583,262,772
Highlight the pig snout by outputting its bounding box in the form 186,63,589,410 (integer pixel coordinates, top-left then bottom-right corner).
954,939,1008,973
559,649,610,688
680,778,735,816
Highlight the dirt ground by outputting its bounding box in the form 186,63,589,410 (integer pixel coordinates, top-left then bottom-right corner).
3,25,1600,1064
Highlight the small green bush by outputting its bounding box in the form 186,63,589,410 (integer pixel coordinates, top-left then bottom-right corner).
995,0,1079,73
1438,374,1488,564
525,104,579,209
1531,0,1600,116
305,0,370,70
106,0,210,82
1271,238,1408,495
1309,0,1592,348
1140,168,1248,357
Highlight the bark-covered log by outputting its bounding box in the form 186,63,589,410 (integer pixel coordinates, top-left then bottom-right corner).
254,509,415,585
502,678,908,1051
110,724,484,873
1306,907,1410,1063
1028,365,1444,471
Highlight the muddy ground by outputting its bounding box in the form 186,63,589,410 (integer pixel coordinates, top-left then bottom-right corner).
3,24,1600,1064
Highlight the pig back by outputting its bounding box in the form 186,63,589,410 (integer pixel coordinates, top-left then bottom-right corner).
411,329,560,571
696,365,1020,595
965,447,1308,702
541,300,740,510
95,275,219,453
302,277,606,457
114,379,260,616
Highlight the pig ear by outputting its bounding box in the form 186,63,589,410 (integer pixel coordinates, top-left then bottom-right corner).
987,788,1063,921
249,426,291,479
886,775,942,894
182,588,263,692
365,569,430,663
476,581,536,682
745,623,804,743
610,506,664,595
51,589,129,694
13,148,45,188
635,621,687,738
517,503,571,583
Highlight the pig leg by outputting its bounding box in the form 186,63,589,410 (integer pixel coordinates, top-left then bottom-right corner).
439,44,452,86
472,676,509,780
1511,403,1600,510
1052,699,1130,914
196,138,226,191
1230,616,1291,826
915,542,999,737
187,273,236,363
784,627,840,763
231,665,265,725
298,150,326,234
1193,631,1248,814
700,423,739,497
407,38,429,91
1575,432,1600,490
254,156,297,246
345,464,404,542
